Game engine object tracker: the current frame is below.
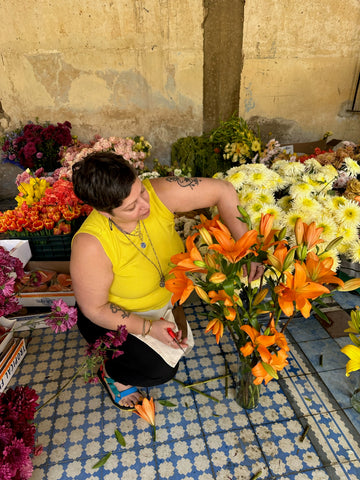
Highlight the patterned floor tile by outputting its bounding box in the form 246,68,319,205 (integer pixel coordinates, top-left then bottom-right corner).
298,338,348,373
276,469,331,479
332,291,360,310
253,418,324,477
205,429,270,480
286,315,331,343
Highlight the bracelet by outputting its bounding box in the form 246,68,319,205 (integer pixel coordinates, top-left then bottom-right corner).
142,319,153,337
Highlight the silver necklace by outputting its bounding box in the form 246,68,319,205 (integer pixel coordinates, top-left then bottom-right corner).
113,220,165,288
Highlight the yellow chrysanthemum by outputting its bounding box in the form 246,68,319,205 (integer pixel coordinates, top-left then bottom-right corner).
292,196,322,216
277,195,293,212
261,204,285,228
288,182,315,199
334,201,360,227
226,171,246,191
304,158,323,172
257,192,275,205
344,157,360,177
348,239,360,264
315,217,339,243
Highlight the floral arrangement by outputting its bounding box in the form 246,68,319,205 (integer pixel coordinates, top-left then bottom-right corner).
214,157,360,264
1,121,73,171
0,246,25,317
0,169,92,236
209,115,262,164
58,134,152,179
0,385,42,480
165,211,360,408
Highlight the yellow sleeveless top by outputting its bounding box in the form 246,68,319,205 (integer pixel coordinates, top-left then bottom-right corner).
74,179,184,312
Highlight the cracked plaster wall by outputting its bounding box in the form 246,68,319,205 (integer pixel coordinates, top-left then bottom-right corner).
0,0,204,162
0,0,359,165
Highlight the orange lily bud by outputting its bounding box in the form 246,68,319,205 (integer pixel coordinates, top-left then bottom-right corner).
194,286,210,303
323,236,343,253
209,272,227,284
294,218,304,245
199,227,213,246
277,227,287,241
283,248,296,271
253,288,268,306
193,260,207,268
204,253,217,269
267,252,282,271
296,244,307,261
337,278,360,292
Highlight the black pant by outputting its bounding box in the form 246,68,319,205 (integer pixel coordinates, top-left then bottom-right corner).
76,306,179,387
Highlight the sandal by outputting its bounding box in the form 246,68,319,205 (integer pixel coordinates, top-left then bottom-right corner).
97,365,143,411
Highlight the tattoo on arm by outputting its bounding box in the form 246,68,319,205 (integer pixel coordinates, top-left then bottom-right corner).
109,303,130,319
165,177,201,189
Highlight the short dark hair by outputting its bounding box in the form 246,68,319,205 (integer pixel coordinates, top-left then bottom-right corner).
72,152,137,214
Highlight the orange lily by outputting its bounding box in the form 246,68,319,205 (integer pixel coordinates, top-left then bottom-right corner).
296,219,324,250
208,289,235,307
195,213,220,231
134,397,156,440
165,271,195,305
257,213,279,250
274,262,330,318
208,220,258,263
269,318,290,352
240,325,275,362
267,243,293,272
205,317,224,343
303,251,344,287
170,233,208,273
252,349,289,385
336,278,360,292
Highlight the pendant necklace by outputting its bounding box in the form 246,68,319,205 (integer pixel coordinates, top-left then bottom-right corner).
112,220,165,288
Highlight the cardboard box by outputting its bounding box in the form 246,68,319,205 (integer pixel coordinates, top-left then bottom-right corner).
18,260,75,307
281,138,343,155
0,317,17,354
0,337,27,393
0,239,32,267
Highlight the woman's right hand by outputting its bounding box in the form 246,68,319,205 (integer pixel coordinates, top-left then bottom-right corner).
149,318,188,350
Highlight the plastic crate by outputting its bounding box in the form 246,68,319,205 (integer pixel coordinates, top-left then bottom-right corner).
22,233,73,261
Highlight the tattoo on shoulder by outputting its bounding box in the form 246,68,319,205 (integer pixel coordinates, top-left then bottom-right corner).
165,177,201,189
109,303,130,318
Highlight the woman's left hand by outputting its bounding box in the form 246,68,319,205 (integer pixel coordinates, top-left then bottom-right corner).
247,262,264,282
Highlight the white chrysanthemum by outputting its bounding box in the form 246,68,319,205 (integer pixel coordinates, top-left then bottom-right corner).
327,196,347,210
271,160,306,179
213,172,224,179
315,216,339,243
226,170,246,191
226,166,243,176
291,196,322,217
260,204,285,228
304,158,323,172
238,187,256,205
344,157,360,177
284,212,306,232
138,171,160,180
256,191,275,205
348,239,360,263
336,225,360,250
334,200,360,227
276,195,293,212
247,202,266,216
288,182,315,199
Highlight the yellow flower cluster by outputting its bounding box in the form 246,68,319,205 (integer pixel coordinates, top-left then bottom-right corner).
15,178,51,207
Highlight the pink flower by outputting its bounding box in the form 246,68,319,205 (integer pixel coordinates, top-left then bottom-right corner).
44,299,77,333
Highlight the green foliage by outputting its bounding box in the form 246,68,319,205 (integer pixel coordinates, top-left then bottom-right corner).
171,115,263,178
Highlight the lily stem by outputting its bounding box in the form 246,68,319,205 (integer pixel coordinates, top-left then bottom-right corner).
183,373,231,387
172,378,219,402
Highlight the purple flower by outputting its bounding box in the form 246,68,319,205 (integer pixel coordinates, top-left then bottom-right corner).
44,299,77,333
3,438,33,479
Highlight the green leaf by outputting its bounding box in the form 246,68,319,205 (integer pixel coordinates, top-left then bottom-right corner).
261,361,278,380
158,400,177,407
223,277,234,296
92,452,112,469
311,304,331,324
114,429,126,446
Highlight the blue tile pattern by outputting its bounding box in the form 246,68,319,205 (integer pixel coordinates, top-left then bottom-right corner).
7,292,360,479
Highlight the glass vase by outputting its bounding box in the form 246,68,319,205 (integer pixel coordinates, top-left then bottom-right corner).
235,357,261,409
351,375,360,413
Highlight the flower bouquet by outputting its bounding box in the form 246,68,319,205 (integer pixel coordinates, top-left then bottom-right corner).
165,210,360,408
1,121,73,171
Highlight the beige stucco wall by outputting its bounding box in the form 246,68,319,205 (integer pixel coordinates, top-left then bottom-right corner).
0,0,204,162
0,0,359,165
240,0,360,144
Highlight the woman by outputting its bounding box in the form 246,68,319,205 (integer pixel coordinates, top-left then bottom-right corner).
71,152,261,410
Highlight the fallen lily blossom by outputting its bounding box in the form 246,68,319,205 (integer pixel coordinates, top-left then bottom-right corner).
134,397,156,440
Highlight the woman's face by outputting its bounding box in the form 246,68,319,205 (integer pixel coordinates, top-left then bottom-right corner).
110,178,150,226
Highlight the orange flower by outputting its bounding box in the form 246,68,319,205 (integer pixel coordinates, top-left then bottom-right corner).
208,289,235,307
252,349,289,385
165,271,195,305
205,317,224,343
267,243,294,272
194,213,220,231
240,325,275,362
209,221,258,263
268,318,289,352
257,213,279,250
209,272,227,284
295,219,324,250
170,234,207,273
303,251,344,287
337,278,360,292
274,262,330,318
134,397,156,440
